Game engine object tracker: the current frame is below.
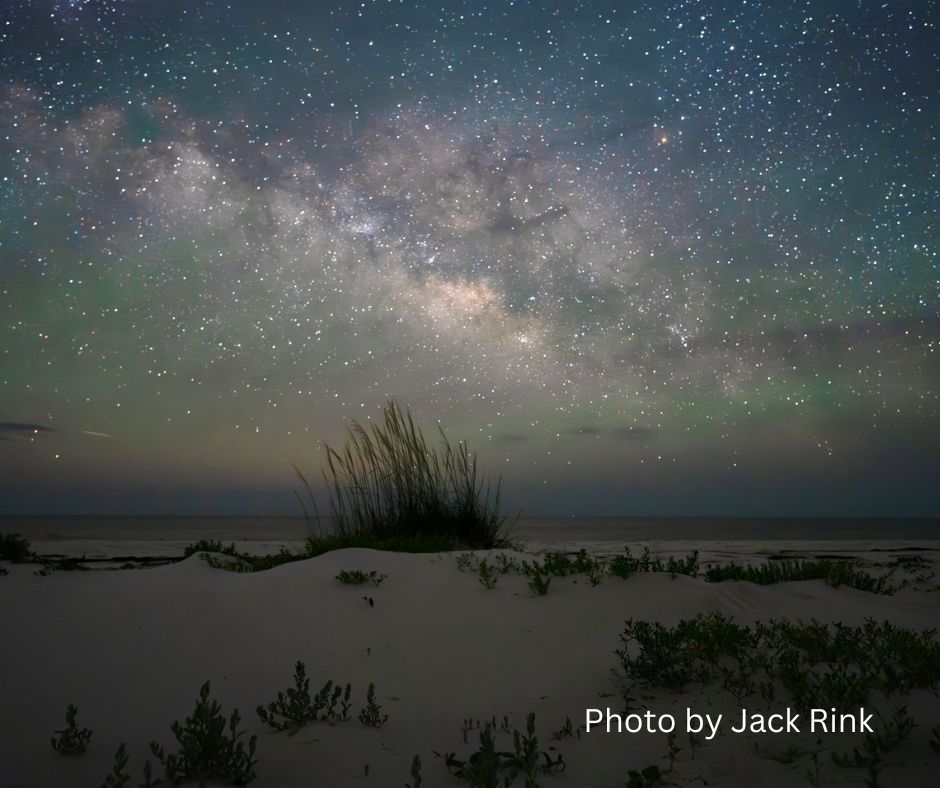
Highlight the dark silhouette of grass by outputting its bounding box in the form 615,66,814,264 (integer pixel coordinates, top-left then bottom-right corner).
304,532,456,556
298,401,515,549
0,533,34,563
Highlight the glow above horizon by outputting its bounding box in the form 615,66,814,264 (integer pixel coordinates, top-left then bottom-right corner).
0,0,937,516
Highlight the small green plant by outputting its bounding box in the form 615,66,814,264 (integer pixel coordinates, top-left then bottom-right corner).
0,532,33,563
584,564,604,587
141,758,156,787
202,553,254,572
51,703,92,754
358,682,388,728
405,754,423,787
191,542,310,573
150,681,257,785
478,559,498,589
456,553,479,572
664,731,680,771
523,562,551,596
832,706,914,787
442,723,503,787
461,716,512,743
101,743,131,788
667,551,699,578
609,547,663,578
440,714,565,787
495,554,522,574
541,552,575,577
805,749,824,788
625,765,663,787
257,661,352,733
509,712,565,786
551,716,574,741
336,569,387,587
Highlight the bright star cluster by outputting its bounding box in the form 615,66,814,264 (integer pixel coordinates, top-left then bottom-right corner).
1,0,937,515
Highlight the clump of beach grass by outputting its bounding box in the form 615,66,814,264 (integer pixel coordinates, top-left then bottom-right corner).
300,400,515,550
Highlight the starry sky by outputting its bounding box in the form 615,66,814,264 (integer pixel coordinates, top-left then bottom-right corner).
1,0,938,517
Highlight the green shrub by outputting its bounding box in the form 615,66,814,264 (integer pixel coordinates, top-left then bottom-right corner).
522,562,551,596
314,401,515,549
609,547,665,578
478,559,498,589
101,743,130,788
495,554,523,574
666,551,699,578
0,533,34,563
358,682,388,728
440,713,565,787
336,569,387,586
150,681,257,785
258,662,351,734
455,553,479,572
541,552,575,577
51,703,92,754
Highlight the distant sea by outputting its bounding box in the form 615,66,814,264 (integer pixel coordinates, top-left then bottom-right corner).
1,516,937,542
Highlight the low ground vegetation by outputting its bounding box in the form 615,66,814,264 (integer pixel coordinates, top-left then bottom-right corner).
150,681,257,785
438,712,566,787
50,704,92,755
453,546,902,597
616,612,940,709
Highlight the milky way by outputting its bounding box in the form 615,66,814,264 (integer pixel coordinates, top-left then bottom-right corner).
1,0,937,515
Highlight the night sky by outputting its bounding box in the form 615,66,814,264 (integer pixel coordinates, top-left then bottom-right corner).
1,0,938,516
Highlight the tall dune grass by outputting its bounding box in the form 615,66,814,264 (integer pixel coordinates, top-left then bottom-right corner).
301,401,514,549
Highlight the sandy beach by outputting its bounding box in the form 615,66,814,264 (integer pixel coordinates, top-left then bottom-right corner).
2,531,938,787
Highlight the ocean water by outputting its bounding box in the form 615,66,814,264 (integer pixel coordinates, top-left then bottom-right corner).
1,515,937,542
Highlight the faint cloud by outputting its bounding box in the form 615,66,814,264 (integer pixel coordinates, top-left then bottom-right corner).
0,422,53,442
570,424,656,441
616,426,656,441
495,432,530,443
570,426,602,436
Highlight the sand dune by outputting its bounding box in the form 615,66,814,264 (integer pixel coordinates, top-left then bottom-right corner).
1,545,938,787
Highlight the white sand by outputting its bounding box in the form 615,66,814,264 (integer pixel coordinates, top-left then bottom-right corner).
1,543,938,787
